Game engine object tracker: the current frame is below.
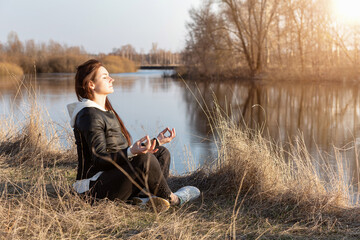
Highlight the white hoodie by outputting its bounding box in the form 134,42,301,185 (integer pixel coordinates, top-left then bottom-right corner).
67,98,106,128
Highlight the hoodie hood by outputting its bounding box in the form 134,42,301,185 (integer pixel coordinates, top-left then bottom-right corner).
67,99,107,128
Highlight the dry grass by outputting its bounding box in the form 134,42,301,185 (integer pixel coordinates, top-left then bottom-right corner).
1,84,360,239
263,66,360,82
0,62,24,76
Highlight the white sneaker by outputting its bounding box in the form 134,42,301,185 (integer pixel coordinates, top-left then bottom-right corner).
174,186,200,206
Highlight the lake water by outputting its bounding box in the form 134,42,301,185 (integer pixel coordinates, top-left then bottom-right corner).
0,70,217,174
1,71,360,187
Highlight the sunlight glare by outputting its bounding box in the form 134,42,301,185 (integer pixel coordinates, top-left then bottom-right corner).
332,0,360,24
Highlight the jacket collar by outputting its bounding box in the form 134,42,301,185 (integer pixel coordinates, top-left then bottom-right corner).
67,99,107,128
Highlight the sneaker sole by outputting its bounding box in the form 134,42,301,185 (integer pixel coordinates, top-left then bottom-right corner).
146,197,170,213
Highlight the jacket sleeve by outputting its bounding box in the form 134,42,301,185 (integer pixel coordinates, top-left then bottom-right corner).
77,109,128,170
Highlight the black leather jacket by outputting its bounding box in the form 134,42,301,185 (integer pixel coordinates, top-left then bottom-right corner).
74,107,129,180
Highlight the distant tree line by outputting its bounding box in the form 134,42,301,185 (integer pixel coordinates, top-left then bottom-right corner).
0,31,184,76
0,32,136,76
111,42,183,66
183,0,360,80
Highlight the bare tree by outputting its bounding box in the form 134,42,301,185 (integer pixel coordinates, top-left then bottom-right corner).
184,1,234,78
220,0,279,76
7,31,23,55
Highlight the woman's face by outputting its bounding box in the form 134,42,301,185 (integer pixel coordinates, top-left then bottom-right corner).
91,66,114,96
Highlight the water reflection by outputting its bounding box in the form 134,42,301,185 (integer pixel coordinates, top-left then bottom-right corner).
182,80,360,188
0,76,21,93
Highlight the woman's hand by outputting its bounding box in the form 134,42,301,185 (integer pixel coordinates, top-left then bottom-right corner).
157,127,176,145
130,135,158,155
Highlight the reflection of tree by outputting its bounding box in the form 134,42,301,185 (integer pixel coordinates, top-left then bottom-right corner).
0,76,20,93
148,77,172,92
182,80,360,184
112,76,136,91
0,74,77,105
113,74,176,93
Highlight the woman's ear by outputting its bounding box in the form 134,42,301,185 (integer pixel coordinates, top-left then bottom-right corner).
88,81,95,90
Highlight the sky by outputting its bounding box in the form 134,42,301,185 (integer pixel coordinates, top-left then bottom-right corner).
0,0,202,54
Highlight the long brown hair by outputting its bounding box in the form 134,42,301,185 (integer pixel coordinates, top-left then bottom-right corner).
75,59,132,145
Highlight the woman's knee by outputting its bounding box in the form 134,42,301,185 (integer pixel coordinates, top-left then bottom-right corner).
157,146,170,157
132,153,160,172
155,146,171,165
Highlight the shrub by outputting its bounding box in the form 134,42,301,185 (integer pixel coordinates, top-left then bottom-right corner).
0,61,24,76
100,55,137,73
46,54,89,73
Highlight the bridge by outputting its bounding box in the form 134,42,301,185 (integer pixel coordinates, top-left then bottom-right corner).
139,65,182,70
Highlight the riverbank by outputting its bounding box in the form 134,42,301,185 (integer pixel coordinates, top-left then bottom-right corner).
1,99,360,239
177,65,360,82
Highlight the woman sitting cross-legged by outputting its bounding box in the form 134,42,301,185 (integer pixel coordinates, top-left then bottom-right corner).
67,59,199,211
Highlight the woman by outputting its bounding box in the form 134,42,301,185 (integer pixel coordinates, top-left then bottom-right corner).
67,59,199,209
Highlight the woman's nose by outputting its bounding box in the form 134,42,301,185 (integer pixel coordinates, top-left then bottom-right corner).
109,77,114,82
